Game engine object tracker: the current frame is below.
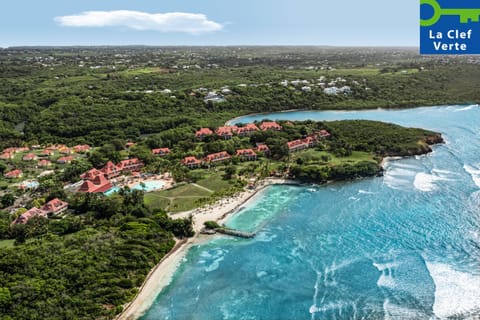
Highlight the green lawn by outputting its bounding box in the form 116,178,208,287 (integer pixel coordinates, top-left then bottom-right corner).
144,183,211,213
144,193,171,210
0,239,15,249
195,170,234,192
334,151,375,164
169,198,203,213
120,67,168,76
296,149,375,165
144,169,242,213
158,184,212,198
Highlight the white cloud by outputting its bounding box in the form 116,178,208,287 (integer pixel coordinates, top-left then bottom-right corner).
55,11,223,34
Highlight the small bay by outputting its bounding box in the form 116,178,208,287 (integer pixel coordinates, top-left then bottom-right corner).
142,105,480,320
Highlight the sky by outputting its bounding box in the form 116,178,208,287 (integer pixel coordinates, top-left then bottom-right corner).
0,0,419,47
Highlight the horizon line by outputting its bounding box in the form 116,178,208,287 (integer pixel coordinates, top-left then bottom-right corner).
0,44,420,50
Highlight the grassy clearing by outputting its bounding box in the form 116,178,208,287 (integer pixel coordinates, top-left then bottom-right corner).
297,149,375,165
195,170,234,192
169,198,202,213
144,183,211,212
0,239,15,249
158,184,211,198
144,193,170,210
120,67,169,76
144,170,240,213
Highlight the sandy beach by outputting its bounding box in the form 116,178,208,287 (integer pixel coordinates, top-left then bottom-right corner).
116,178,297,320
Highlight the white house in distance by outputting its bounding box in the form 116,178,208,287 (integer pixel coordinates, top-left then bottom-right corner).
204,92,225,104
324,87,338,95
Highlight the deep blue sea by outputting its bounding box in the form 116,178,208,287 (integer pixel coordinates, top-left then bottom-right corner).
141,106,480,320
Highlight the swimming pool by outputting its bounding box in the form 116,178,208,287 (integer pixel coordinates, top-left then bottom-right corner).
19,180,39,189
104,180,165,196
132,180,165,192
103,186,120,196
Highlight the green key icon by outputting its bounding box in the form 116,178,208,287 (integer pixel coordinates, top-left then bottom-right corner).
421,0,480,27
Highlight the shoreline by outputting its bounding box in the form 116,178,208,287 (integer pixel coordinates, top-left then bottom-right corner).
116,178,299,320
115,140,444,319
225,104,455,126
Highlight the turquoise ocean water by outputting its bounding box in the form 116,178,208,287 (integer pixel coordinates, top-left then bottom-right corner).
141,106,480,319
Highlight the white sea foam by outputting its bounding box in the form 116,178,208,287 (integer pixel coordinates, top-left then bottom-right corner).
383,176,411,190
373,262,397,288
413,172,452,192
453,105,478,112
391,163,418,170
431,168,457,176
204,249,227,272
204,256,224,272
256,271,267,278
388,168,416,177
383,165,416,190
200,251,213,259
425,261,480,319
413,173,438,192
464,164,480,188
255,231,277,242
310,271,322,320
309,301,349,314
358,189,375,195
468,230,480,243
383,299,427,320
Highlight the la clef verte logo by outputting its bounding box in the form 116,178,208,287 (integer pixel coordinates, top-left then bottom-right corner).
420,0,480,54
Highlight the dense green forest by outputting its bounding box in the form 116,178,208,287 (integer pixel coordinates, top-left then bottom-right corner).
0,47,478,148
0,190,194,320
290,120,442,182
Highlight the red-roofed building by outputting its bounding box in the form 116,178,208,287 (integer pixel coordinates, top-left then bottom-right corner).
59,147,72,155
205,151,231,163
12,207,48,225
73,145,91,153
195,128,214,140
318,130,331,138
78,174,112,193
47,144,66,151
152,148,171,157
236,149,257,161
260,121,282,131
182,156,202,169
2,147,16,154
57,156,74,164
40,149,54,157
3,147,28,154
236,124,259,136
256,143,271,156
125,142,136,149
215,126,238,140
23,153,37,161
0,152,13,160
96,158,144,179
101,161,122,179
287,140,309,153
118,158,144,172
303,136,318,147
38,160,52,167
4,169,22,179
81,168,103,181
13,147,29,153
41,198,68,215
